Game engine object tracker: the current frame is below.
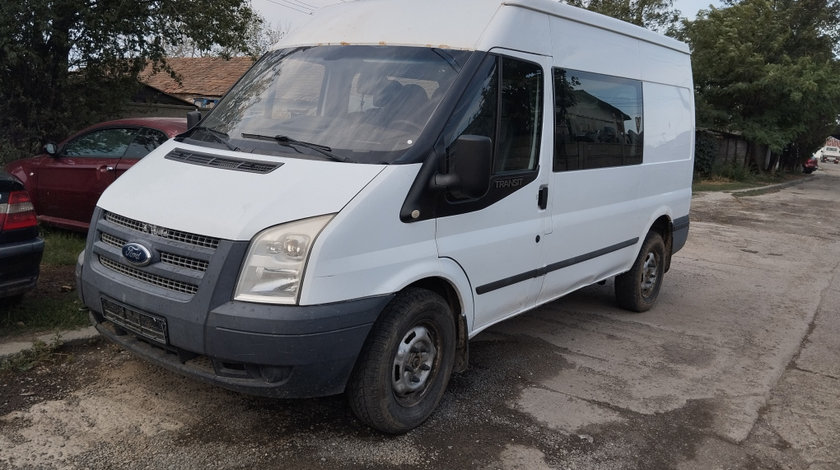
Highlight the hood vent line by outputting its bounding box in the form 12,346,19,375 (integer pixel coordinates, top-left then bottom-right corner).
166,149,282,174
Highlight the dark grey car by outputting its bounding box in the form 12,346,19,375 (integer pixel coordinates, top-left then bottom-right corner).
0,170,44,300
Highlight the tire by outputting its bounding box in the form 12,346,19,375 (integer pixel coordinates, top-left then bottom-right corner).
347,288,456,434
615,232,666,312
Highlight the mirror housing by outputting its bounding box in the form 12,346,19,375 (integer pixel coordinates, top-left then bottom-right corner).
44,142,58,156
434,135,492,199
187,110,202,130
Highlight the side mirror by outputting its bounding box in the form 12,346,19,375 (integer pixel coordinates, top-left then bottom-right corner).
433,135,492,199
187,110,202,130
44,143,58,156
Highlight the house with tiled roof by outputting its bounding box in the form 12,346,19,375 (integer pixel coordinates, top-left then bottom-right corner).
140,57,255,108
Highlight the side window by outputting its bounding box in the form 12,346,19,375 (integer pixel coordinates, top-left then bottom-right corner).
553,69,643,171
124,129,169,159
63,128,137,158
445,57,498,151
443,54,543,199
496,58,542,173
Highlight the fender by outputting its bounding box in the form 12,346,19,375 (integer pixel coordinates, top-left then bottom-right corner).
307,255,476,333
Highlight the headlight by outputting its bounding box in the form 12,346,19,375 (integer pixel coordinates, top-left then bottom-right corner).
234,214,334,304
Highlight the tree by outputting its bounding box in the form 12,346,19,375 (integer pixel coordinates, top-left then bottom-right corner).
163,15,288,58
565,0,681,31
0,0,261,163
679,0,840,170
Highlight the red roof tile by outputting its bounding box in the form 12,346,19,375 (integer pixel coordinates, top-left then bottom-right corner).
141,57,255,97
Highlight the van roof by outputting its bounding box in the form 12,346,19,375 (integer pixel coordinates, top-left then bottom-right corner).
276,0,689,55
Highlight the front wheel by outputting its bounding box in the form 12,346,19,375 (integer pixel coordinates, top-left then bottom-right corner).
615,232,666,312
347,288,456,434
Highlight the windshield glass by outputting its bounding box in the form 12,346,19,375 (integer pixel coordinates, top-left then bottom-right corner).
188,46,472,164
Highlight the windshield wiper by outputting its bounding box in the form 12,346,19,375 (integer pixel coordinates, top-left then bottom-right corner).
241,133,352,163
187,126,238,151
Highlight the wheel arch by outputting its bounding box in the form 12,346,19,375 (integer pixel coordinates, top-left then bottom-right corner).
404,276,470,373
647,214,674,272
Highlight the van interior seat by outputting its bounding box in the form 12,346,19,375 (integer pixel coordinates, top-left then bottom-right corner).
398,84,430,112
370,82,430,126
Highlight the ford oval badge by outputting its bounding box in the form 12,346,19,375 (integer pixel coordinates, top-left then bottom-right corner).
122,242,153,267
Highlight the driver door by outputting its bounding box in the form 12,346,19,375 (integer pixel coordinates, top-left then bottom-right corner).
436,50,552,331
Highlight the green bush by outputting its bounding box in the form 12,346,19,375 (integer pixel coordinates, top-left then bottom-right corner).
694,133,719,177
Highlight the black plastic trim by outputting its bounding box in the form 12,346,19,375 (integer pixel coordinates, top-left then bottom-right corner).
475,237,639,295
672,215,690,253
673,215,690,231
165,149,282,174
91,294,394,398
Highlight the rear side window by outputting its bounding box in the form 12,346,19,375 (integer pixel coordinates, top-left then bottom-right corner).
553,69,643,171
496,58,542,173
63,128,138,158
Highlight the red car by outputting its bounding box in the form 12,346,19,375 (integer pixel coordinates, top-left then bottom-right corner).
4,117,187,231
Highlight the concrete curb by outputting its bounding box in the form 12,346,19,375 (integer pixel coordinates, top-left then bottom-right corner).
0,326,100,361
728,173,812,195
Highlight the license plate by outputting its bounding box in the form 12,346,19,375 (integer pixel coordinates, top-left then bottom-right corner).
101,298,168,345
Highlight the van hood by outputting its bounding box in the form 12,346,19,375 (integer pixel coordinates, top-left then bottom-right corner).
97,142,386,241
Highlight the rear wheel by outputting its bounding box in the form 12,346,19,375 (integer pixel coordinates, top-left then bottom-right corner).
615,232,665,312
347,288,456,434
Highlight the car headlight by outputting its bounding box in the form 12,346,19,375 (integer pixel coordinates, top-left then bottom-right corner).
234,214,334,304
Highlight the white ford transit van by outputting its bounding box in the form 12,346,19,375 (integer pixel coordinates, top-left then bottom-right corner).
76,0,694,433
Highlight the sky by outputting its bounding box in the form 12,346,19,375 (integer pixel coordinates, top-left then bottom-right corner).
673,0,724,19
251,0,726,34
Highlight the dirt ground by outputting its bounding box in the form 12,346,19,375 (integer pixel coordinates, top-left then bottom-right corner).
0,263,77,334
1,166,839,469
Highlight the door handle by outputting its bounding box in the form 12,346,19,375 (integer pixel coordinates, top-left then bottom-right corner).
99,165,115,172
537,185,548,210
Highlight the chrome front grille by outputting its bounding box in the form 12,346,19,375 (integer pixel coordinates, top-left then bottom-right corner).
100,232,208,272
95,211,218,297
160,252,209,272
99,257,199,295
101,232,125,248
104,212,220,249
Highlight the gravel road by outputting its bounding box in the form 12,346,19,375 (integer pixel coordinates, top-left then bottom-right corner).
2,165,839,469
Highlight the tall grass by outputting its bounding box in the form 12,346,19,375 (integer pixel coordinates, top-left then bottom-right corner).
41,228,86,266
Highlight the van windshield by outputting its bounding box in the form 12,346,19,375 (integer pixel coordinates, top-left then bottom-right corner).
187,46,472,164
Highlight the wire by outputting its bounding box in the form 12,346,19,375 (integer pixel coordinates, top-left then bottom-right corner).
285,0,319,9
262,0,313,14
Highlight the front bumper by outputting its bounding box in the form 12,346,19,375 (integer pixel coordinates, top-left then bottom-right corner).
77,207,392,398
89,294,392,398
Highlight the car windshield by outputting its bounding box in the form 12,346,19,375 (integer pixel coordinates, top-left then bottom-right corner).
187,46,472,164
